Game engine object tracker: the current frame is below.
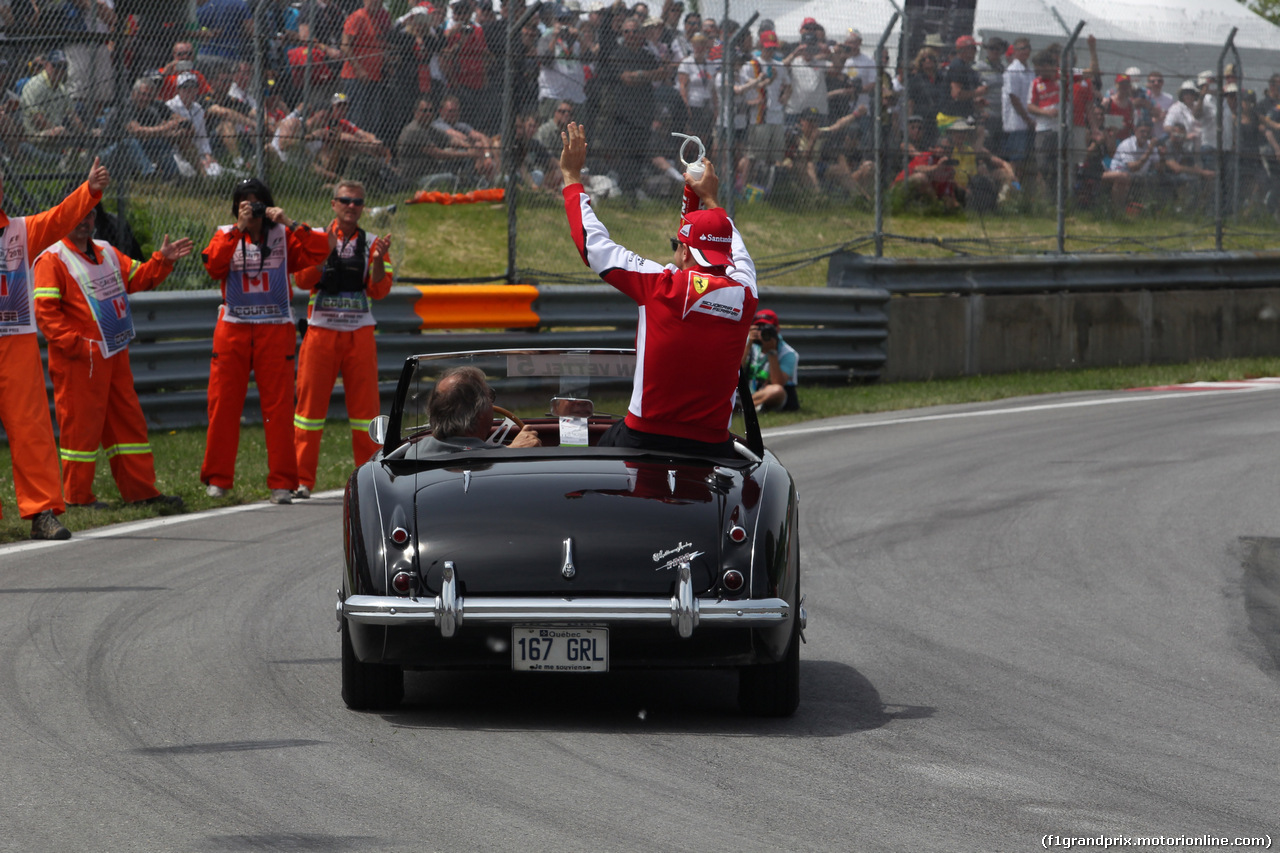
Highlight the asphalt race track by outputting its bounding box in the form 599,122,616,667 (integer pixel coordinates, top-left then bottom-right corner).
1,387,1277,852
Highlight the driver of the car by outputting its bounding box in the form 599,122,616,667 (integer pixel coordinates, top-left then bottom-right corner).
419,366,541,452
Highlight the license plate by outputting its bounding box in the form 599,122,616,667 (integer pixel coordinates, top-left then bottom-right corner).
512,626,609,673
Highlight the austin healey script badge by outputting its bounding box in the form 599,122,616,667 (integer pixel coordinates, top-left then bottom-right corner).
653,541,704,572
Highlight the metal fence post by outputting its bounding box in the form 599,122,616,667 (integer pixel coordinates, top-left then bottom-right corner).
505,2,545,283
900,6,914,183
1057,20,1084,254
873,12,900,258
1215,27,1238,251
299,1,317,161
719,0,732,213
719,11,757,219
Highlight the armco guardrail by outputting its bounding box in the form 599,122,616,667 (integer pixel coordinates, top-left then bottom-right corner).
22,284,887,434
827,249,1280,295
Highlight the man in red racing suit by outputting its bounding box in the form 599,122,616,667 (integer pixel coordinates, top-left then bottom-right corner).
560,121,757,455
34,207,193,510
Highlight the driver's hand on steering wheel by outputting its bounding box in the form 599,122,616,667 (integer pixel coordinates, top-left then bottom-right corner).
510,425,542,448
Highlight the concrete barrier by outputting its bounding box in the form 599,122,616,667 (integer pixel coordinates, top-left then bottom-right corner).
883,289,1280,381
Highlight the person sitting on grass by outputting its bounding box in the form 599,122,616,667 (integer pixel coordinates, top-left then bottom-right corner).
742,308,799,412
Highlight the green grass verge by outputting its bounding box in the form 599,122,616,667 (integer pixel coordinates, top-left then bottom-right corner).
0,418,358,544
3,354,1278,544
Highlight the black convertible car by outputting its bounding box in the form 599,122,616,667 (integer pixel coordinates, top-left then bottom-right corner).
338,349,804,716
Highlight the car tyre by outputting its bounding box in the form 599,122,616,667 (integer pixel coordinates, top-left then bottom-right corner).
737,614,800,717
341,618,404,711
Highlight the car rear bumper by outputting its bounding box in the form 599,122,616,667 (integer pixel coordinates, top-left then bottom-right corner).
341,563,790,640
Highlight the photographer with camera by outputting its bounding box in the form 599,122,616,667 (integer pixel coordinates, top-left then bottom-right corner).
784,19,834,129
200,178,333,504
536,6,586,122
291,180,393,499
1101,120,1163,212
742,309,799,412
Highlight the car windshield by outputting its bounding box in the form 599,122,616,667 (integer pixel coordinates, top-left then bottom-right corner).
386,348,764,463
395,349,639,441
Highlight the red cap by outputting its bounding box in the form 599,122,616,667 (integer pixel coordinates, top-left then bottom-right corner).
802,17,817,27
955,34,976,48
1115,73,1130,83
753,308,779,326
678,208,734,268
760,30,778,48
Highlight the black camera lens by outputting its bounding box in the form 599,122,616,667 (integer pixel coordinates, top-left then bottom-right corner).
759,325,778,341
249,201,267,218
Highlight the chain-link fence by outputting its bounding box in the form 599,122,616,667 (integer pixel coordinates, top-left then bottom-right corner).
3,1,1277,291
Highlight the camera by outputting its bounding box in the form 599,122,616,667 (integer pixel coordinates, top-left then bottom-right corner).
759,324,778,341
801,32,818,46
249,201,267,219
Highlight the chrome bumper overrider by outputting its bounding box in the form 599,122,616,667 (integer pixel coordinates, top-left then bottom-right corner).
341,562,791,639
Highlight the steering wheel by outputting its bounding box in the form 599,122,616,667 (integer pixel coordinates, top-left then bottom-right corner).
492,405,525,430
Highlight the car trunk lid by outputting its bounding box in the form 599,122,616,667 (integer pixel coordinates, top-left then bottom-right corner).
413,459,733,596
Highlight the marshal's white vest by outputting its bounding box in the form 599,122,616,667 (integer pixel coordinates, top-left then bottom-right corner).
44,239,134,358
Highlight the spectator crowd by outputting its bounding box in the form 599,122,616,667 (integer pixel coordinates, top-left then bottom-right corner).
1,0,1278,216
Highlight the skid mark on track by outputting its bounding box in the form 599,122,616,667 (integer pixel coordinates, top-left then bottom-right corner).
1240,537,1280,676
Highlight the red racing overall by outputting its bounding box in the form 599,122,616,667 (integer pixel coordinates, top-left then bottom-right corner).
563,184,758,444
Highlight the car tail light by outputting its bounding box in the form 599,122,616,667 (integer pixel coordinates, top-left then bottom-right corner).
721,569,744,592
727,506,747,543
391,571,415,595
390,526,409,546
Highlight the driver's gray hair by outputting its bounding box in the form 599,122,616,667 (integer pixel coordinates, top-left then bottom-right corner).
428,366,491,439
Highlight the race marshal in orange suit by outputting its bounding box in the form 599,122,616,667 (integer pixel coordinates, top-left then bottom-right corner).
291,179,393,498
200,178,332,505
34,207,193,512
0,157,110,540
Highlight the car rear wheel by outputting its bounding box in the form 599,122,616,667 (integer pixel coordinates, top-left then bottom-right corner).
737,615,800,717
341,618,404,711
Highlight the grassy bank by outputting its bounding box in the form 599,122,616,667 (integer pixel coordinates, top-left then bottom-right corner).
3,355,1277,544
125,185,1280,292
399,196,1280,289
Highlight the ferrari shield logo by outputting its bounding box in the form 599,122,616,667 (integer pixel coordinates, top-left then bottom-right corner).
691,274,708,295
